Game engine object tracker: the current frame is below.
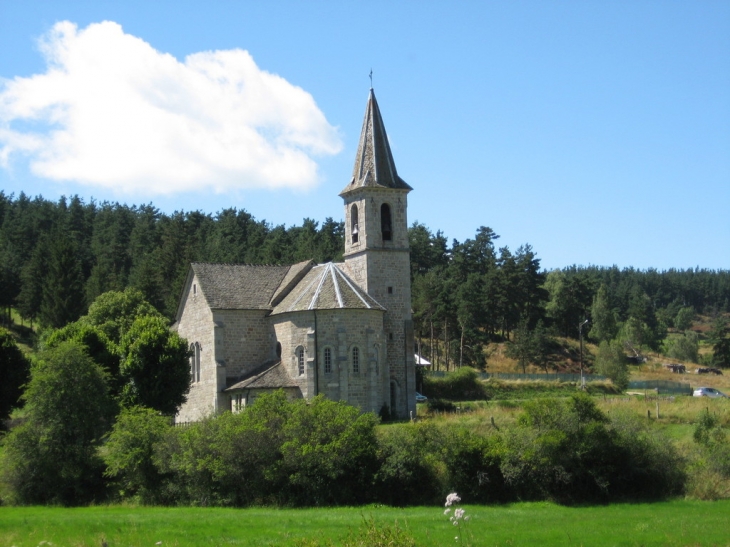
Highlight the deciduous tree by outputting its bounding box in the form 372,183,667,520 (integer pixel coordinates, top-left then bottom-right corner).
119,315,191,414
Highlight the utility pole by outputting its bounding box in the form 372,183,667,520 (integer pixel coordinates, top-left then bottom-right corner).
579,319,589,389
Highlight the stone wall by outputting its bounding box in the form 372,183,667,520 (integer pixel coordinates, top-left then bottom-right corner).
212,309,276,378
175,273,217,423
271,308,387,414
342,187,415,419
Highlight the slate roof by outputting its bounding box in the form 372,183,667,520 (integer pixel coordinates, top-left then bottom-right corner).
190,261,313,310
340,88,412,195
272,262,385,314
224,360,300,392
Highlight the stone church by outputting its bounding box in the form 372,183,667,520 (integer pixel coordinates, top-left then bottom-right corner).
173,89,416,422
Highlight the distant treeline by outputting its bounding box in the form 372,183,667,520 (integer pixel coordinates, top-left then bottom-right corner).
1,191,728,349
0,192,344,325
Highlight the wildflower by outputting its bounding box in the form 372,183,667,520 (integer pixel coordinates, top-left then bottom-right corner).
445,492,461,507
444,508,451,515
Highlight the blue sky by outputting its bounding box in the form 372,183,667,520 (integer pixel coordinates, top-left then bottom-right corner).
1,1,728,271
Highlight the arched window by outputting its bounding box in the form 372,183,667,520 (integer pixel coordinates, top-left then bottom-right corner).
350,204,359,244
276,341,282,359
352,346,360,374
189,343,195,382
297,347,305,376
324,347,332,374
381,203,392,241
195,342,201,383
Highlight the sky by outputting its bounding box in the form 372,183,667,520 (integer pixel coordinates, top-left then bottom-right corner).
1,1,728,272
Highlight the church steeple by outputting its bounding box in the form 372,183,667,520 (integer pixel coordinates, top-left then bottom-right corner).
340,89,412,195
340,88,416,419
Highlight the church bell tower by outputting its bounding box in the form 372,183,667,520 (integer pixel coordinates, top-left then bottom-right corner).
340,89,415,419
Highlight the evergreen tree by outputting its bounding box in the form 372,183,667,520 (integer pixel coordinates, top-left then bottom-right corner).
0,328,31,426
506,317,536,373
40,229,86,329
708,317,730,368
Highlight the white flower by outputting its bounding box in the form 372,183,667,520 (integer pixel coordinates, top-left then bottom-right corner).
445,492,461,507
454,508,465,520
444,508,451,515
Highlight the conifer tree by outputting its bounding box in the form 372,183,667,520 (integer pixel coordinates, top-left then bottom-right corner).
40,229,86,329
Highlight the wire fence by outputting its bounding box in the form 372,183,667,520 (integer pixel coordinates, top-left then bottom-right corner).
425,371,694,395
426,370,607,383
628,379,693,395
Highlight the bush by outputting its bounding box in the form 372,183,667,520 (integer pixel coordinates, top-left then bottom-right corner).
443,428,508,503
153,392,379,507
102,406,172,504
373,422,447,506
422,367,487,401
499,394,685,503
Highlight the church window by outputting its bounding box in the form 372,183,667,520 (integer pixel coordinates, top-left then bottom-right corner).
350,204,359,243
324,347,332,374
189,344,195,381
276,341,282,359
193,283,197,296
387,286,393,294
232,393,245,412
297,347,305,376
352,346,360,374
195,342,201,383
190,342,201,383
381,203,392,241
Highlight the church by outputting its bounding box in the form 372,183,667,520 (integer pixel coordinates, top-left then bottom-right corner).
173,89,416,422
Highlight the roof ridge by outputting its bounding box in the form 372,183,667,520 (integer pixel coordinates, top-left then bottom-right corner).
191,262,291,268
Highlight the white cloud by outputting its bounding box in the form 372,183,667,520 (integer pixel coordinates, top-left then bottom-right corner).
0,21,342,195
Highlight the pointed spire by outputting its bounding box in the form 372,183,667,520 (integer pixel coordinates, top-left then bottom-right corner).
340,89,412,195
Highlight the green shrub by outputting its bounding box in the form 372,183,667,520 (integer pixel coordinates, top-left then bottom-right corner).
101,406,172,504
499,394,685,503
373,422,446,506
153,392,379,507
443,428,508,503
422,367,486,401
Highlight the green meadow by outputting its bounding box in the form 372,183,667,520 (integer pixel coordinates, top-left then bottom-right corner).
2,501,730,547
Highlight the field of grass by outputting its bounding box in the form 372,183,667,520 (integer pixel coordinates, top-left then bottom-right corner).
2,501,730,547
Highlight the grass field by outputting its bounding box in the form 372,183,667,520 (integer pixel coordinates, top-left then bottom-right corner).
2,501,730,547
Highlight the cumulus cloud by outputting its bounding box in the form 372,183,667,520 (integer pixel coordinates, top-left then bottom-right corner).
0,21,342,194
